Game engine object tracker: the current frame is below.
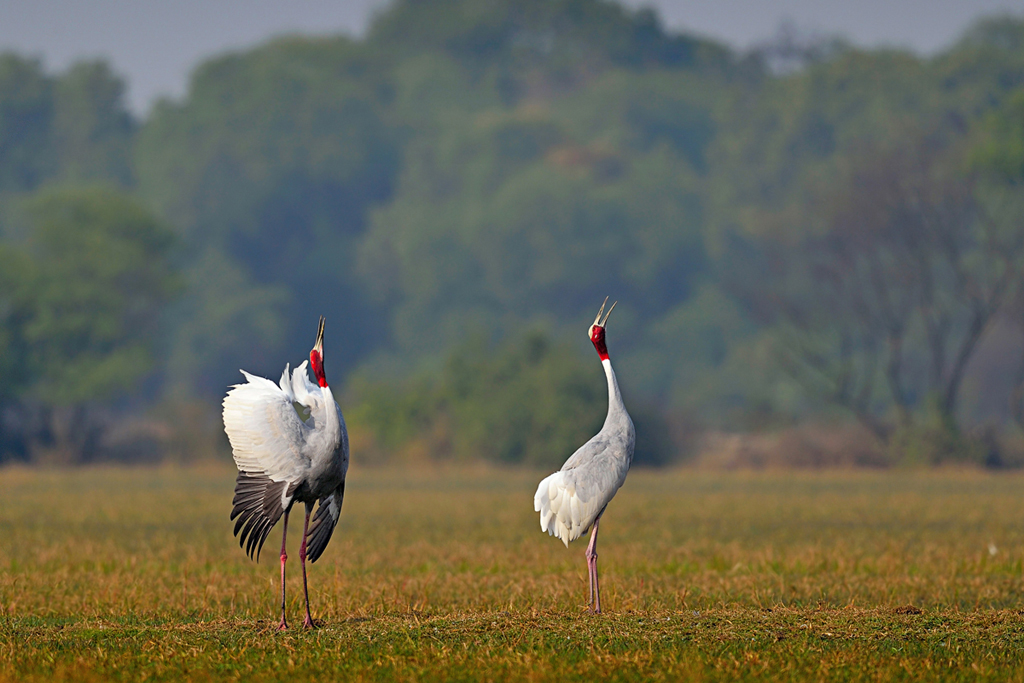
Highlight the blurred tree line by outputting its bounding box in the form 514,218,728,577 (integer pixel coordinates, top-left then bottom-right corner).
2,0,1024,466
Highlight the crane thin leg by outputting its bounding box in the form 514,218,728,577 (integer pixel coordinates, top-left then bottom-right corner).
589,562,596,609
585,514,602,614
279,509,290,630
587,535,596,607
299,504,315,628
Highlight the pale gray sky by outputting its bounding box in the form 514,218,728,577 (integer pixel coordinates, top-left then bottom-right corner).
0,0,1021,114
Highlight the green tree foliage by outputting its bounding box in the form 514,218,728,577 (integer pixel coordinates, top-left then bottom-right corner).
348,331,607,467
6,4,1024,465
702,18,1024,443
133,6,1024,463
349,328,673,466
0,54,52,194
135,37,399,389
707,20,1024,251
936,16,1024,120
161,247,289,398
0,187,179,462
359,118,706,359
732,124,1024,457
19,186,179,404
50,61,136,186
0,244,35,402
0,55,135,199
972,89,1024,181
368,0,732,91
132,0,739,410
971,90,1024,431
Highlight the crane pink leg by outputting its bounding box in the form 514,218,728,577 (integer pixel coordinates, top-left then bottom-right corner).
278,509,290,630
585,514,602,614
299,505,315,628
585,520,598,613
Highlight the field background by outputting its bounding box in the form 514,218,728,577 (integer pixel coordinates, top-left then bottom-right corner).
2,465,1024,681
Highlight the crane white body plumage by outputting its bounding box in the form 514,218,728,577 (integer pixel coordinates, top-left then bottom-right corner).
223,360,348,523
534,359,633,546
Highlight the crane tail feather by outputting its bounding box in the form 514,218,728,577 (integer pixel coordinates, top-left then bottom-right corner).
534,470,600,548
535,472,570,547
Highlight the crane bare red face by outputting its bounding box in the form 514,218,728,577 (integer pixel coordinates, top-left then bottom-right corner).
588,298,615,361
311,316,327,387
310,349,327,388
590,324,609,361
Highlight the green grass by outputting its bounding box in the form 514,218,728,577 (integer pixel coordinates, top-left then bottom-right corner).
2,465,1024,681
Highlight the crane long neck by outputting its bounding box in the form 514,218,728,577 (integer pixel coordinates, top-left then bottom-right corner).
320,384,340,436
601,358,627,427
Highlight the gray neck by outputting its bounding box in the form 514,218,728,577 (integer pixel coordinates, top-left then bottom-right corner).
601,358,627,428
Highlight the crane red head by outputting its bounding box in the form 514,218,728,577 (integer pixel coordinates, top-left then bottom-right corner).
310,316,328,388
588,297,617,361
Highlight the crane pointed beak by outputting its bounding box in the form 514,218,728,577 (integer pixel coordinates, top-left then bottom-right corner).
593,296,609,326
600,300,617,327
314,316,325,353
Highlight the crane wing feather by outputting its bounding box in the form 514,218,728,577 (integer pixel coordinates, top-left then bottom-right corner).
278,364,295,401
223,368,315,483
230,472,293,561
290,360,320,405
306,483,345,563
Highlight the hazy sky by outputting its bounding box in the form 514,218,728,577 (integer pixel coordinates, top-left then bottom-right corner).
0,0,1022,114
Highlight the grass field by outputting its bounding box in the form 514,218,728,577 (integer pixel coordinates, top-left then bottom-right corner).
2,465,1024,681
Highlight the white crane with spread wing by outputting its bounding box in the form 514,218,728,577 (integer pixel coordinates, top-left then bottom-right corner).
222,316,348,629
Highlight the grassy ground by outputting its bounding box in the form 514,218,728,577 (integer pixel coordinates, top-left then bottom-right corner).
1,465,1024,681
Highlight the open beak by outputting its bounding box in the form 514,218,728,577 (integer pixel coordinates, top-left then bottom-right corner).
314,316,325,354
593,297,617,328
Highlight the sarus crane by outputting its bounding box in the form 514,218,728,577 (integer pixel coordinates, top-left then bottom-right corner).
534,298,635,613
222,316,349,629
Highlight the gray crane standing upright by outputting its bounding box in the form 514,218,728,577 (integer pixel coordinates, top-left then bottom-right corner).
534,298,636,613
222,316,349,629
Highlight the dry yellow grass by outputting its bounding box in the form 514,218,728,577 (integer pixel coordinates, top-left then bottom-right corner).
1,465,1024,681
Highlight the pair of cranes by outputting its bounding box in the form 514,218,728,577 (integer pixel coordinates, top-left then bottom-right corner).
221,299,635,628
